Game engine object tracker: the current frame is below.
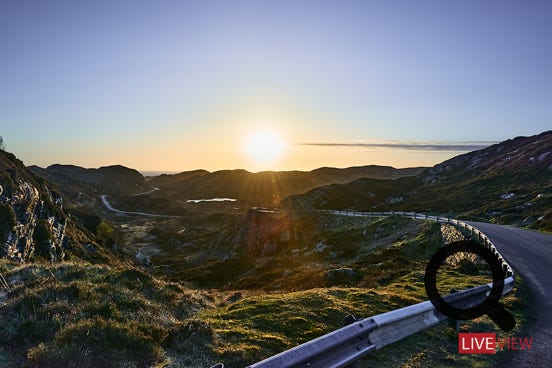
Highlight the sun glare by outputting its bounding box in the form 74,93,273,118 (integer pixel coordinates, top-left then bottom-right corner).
244,131,286,164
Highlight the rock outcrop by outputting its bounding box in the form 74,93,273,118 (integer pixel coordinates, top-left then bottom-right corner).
0,149,111,263
1,181,66,261
0,151,69,261
234,208,293,257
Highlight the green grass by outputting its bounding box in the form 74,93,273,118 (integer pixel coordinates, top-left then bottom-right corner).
360,277,532,368
0,260,213,367
199,272,529,367
200,287,419,366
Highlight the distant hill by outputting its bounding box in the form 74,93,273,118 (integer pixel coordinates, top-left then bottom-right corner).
281,131,552,231
31,163,425,209
144,165,425,207
146,169,209,187
29,164,146,198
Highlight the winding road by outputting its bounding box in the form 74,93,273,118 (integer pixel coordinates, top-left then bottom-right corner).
321,210,552,366
132,187,160,196
465,222,552,367
100,195,179,218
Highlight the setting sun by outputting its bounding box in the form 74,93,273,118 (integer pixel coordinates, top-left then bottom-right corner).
244,131,286,164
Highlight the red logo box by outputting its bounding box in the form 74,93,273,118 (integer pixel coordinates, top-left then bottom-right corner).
459,333,496,354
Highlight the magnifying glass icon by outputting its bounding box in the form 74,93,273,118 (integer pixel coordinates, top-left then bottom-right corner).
424,240,515,332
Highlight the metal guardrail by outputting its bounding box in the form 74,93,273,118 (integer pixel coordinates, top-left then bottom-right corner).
244,211,515,368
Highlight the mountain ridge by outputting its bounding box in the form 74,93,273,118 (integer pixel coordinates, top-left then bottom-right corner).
31,163,425,209
281,131,552,231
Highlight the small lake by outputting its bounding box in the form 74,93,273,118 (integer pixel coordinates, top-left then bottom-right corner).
186,198,237,203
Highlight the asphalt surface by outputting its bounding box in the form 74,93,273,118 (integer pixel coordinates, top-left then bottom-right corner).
466,221,552,367
100,195,179,218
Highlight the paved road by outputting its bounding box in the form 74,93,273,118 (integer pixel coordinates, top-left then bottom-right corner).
100,195,179,218
132,187,160,196
466,221,552,367
327,211,552,366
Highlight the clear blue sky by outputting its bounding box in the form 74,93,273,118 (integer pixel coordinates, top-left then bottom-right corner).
1,0,551,171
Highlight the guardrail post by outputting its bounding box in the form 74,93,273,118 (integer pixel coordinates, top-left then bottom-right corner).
448,288,460,332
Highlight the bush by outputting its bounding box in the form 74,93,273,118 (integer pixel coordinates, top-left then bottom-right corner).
457,258,479,275
96,220,113,242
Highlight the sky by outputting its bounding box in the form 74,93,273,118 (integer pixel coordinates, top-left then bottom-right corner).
1,0,551,172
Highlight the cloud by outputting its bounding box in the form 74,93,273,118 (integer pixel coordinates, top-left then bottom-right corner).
297,141,497,152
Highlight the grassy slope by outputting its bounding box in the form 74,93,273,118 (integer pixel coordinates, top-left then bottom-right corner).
0,217,531,368
0,260,213,367
194,217,530,367
201,273,529,367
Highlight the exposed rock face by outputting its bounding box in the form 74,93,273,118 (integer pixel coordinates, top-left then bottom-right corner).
440,224,464,244
0,153,68,262
440,224,478,265
234,209,293,257
0,179,67,262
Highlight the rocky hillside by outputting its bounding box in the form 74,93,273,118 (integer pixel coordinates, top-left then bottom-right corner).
0,150,115,264
281,131,552,231
422,131,552,185
0,148,214,367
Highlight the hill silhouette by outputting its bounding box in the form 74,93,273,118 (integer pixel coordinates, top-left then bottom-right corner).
281,131,552,231
31,164,425,210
